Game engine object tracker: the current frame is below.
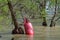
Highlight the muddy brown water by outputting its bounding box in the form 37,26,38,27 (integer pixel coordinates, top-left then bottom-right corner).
0,26,60,40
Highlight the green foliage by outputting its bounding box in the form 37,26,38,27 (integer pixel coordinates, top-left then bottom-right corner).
0,0,60,28
50,0,55,5
0,0,7,3
23,0,38,12
41,9,47,17
0,16,4,21
1,5,8,13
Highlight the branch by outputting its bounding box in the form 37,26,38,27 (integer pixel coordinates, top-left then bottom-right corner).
55,17,60,21
0,0,20,9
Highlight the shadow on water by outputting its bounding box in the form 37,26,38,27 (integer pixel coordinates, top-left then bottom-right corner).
11,35,33,40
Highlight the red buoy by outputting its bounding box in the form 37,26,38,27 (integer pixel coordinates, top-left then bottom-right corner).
24,17,34,35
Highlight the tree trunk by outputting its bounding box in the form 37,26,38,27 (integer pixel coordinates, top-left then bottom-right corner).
50,0,57,27
7,0,24,34
40,0,47,26
7,0,18,29
42,17,47,26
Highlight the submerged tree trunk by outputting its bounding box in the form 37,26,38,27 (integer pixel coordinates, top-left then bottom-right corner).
7,0,24,34
42,17,47,26
50,0,57,27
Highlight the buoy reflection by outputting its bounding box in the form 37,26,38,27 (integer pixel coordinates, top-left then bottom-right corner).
27,35,34,40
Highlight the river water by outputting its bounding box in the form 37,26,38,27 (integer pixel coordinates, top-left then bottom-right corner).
0,26,60,40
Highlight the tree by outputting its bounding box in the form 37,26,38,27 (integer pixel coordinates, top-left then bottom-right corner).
50,0,57,27
7,0,24,34
39,0,47,26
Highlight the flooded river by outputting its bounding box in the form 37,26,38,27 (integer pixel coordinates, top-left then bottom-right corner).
0,26,60,40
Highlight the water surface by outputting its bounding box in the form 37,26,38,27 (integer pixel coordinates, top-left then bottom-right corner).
0,26,60,40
